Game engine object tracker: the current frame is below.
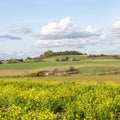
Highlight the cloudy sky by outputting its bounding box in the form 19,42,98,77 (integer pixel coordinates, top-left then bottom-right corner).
0,0,120,59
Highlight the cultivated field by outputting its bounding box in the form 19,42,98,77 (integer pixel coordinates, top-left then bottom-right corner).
0,55,120,77
0,78,120,120
0,55,120,119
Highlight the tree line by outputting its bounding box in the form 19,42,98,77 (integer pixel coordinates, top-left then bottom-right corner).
40,50,85,58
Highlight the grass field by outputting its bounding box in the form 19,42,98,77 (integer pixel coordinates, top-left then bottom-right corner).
0,78,120,120
0,56,120,77
0,54,119,77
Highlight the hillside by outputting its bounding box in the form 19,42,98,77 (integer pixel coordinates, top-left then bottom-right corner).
0,54,120,77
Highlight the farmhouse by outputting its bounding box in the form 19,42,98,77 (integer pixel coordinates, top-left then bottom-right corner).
44,71,53,76
44,68,78,76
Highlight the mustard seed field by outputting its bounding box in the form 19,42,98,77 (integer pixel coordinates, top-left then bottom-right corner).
0,78,120,120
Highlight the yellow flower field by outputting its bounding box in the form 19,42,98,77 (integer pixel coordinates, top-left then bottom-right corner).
0,78,120,120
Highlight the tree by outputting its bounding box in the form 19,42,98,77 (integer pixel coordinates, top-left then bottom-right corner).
8,58,17,63
0,61,2,64
69,66,75,71
43,50,53,58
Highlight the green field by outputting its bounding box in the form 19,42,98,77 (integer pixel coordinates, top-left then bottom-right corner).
0,78,120,120
1,61,120,70
0,55,120,77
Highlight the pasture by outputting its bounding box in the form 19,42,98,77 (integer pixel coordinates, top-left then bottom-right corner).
0,55,120,77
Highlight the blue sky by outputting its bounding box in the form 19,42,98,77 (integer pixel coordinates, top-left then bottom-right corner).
0,0,120,59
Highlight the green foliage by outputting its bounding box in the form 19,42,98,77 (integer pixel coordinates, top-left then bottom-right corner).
69,66,75,71
7,58,17,64
43,50,53,58
28,71,45,77
41,50,84,59
0,78,120,119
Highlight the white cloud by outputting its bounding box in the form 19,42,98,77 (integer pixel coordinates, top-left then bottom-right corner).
35,17,102,48
112,21,120,29
35,37,100,49
111,21,120,37
99,34,108,41
96,21,120,45
40,17,73,36
83,25,101,35
36,17,101,40
10,27,32,34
